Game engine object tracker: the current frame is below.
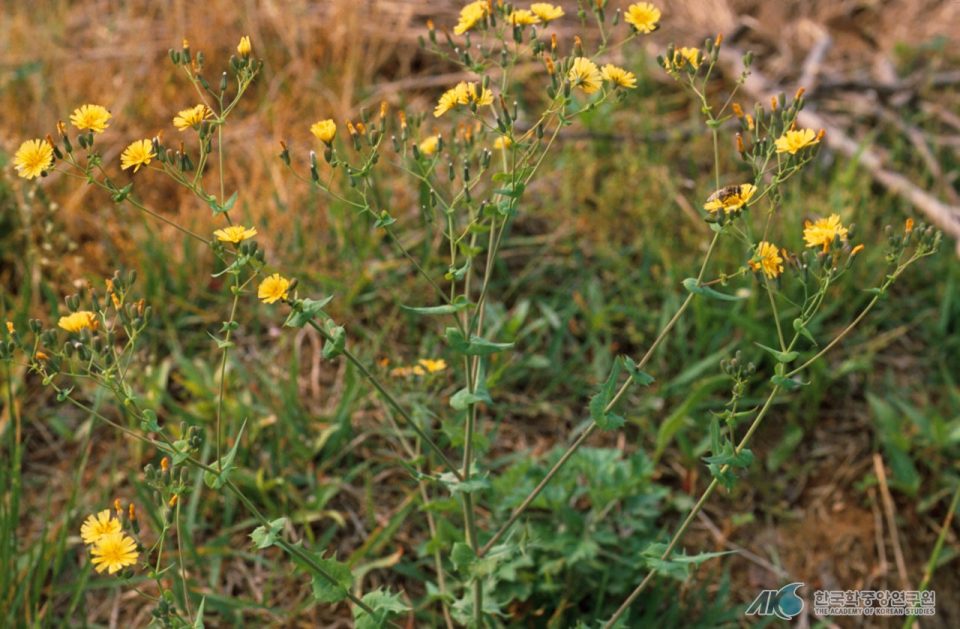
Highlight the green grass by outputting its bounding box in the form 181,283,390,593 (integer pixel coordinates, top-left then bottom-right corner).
2,50,959,627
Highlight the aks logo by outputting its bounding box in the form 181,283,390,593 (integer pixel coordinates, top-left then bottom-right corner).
745,582,805,620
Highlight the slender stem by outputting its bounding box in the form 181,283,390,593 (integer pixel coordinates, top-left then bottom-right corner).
303,318,463,480
478,231,724,557
214,283,242,469
764,276,786,351
901,482,960,627
605,386,781,626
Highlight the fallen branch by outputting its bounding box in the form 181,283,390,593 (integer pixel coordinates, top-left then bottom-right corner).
719,46,960,254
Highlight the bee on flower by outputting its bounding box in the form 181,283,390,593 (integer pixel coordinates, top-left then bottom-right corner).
703,184,756,214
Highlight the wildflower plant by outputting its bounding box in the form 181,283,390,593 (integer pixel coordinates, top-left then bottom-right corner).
3,3,944,627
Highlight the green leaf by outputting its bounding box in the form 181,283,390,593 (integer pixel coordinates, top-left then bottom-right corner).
353,589,410,629
250,517,288,550
203,419,247,489
451,542,476,574
754,342,799,363
402,297,471,316
623,356,655,386
374,210,396,228
589,358,625,430
140,409,161,432
682,277,743,301
310,553,354,604
444,327,514,356
439,471,490,495
284,296,335,328
450,360,491,410
770,374,808,390
322,324,347,359
792,318,818,346
192,597,206,629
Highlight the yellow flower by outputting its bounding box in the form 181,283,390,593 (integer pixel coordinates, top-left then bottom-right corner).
803,214,848,251
58,311,99,333
454,1,489,35
237,35,252,56
70,104,112,133
530,3,564,22
601,64,637,89
419,135,440,156
81,510,121,545
173,104,212,131
666,47,701,71
508,9,540,26
120,139,155,172
434,82,491,117
5,321,13,334
625,2,661,34
213,225,258,244
258,273,291,304
493,135,512,150
568,57,602,94
749,241,784,279
703,183,756,214
775,128,819,155
90,532,138,574
418,358,447,373
14,139,54,180
311,119,337,144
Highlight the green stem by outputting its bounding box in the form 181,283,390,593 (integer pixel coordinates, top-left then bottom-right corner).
303,318,463,480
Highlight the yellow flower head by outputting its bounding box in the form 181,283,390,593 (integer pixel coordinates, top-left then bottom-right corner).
91,532,138,574
749,241,784,279
601,64,637,89
531,3,564,22
173,104,212,131
14,139,54,180
666,47,701,71
775,128,819,155
311,119,337,144
418,358,447,373
434,82,492,117
508,9,540,26
419,135,440,156
81,510,121,545
625,2,661,34
454,1,489,35
213,225,258,244
258,273,291,304
237,35,252,56
5,321,13,334
58,311,99,333
70,104,112,134
568,57,603,94
703,183,756,214
493,135,512,150
803,214,848,251
120,139,156,172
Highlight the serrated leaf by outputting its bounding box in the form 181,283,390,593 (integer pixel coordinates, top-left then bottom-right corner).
310,554,354,604
754,342,799,363
623,356,655,386
250,517,287,549
353,589,410,629
682,277,744,301
203,419,246,489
